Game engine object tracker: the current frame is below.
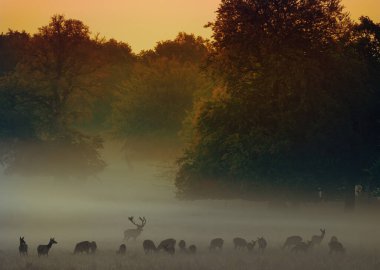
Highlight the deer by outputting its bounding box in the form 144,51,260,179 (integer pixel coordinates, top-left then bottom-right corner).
178,240,187,253
74,241,97,254
233,237,248,249
188,244,197,254
282,235,303,250
311,229,325,246
328,236,345,254
247,240,256,251
117,244,126,255
157,238,176,254
257,237,267,253
19,237,28,256
124,216,146,242
143,239,157,254
209,238,224,251
291,240,313,253
37,238,57,257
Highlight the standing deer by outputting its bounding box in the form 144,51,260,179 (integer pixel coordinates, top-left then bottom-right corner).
257,237,267,253
124,216,146,241
311,229,325,246
19,237,28,256
282,235,303,250
209,238,224,251
37,238,57,256
143,239,157,254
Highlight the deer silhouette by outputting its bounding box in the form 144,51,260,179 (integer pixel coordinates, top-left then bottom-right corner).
143,239,157,254
233,237,248,249
328,236,345,254
157,238,176,254
257,237,267,253
291,240,312,253
311,229,326,246
74,241,97,254
37,238,57,257
209,238,224,251
247,240,256,251
188,244,197,254
117,244,127,255
19,237,28,256
282,235,303,250
178,240,187,253
124,216,146,241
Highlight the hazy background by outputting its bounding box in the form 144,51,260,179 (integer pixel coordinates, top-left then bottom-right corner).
1,140,380,254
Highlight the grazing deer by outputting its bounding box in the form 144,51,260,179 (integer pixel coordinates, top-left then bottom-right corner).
178,240,187,253
143,240,157,254
233,237,248,249
188,244,197,254
157,238,176,254
90,241,97,253
19,237,28,256
117,244,126,255
247,240,256,251
311,229,325,246
257,237,267,253
37,238,57,256
209,238,224,251
328,236,345,254
74,241,97,254
124,216,146,242
291,240,312,253
282,235,303,250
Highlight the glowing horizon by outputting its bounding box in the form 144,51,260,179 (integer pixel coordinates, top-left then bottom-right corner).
1,0,379,53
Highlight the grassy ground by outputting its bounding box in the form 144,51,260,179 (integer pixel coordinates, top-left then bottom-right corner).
1,246,379,270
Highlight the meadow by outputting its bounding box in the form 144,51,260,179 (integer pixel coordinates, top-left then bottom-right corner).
1,244,380,270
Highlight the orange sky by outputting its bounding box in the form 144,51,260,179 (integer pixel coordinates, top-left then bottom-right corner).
1,0,379,53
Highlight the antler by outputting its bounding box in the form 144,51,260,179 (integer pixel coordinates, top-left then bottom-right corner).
129,216,146,228
139,216,146,227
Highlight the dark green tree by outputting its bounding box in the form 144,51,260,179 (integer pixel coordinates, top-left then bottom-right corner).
176,0,380,209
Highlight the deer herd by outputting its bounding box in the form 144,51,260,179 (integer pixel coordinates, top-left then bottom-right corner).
17,217,346,258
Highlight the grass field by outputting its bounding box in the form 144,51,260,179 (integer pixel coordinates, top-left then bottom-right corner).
1,244,380,270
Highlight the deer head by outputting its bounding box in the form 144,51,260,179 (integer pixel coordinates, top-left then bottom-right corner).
128,216,146,231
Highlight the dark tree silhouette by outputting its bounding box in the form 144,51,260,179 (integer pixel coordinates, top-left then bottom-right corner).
175,0,380,209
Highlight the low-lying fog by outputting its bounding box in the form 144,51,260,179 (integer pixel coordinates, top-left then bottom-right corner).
1,140,379,253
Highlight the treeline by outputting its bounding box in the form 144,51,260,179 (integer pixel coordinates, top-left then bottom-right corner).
0,15,213,176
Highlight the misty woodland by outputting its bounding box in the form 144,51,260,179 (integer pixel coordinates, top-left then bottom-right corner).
1,0,380,269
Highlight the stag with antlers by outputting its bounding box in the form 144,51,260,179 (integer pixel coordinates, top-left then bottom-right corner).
123,216,146,241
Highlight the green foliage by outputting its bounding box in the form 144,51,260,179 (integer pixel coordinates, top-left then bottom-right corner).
112,33,214,138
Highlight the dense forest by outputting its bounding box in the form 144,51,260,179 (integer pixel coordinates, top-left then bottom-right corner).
1,0,379,208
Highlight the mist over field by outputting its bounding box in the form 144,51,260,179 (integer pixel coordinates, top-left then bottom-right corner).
1,141,380,256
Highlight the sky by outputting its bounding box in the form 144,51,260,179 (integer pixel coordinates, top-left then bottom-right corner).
1,0,379,53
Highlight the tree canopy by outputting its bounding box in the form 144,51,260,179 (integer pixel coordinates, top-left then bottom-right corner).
175,0,380,206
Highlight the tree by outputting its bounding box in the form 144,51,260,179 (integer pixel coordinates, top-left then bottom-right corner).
112,33,214,138
0,15,107,177
175,0,380,208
